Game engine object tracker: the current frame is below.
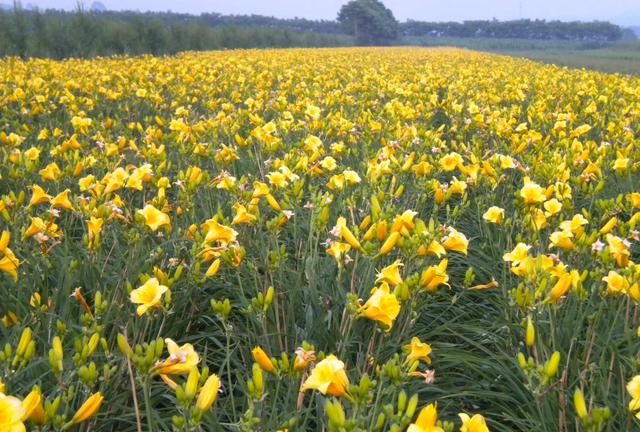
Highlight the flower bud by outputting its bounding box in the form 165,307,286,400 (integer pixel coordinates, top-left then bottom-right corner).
544,351,561,379
526,316,535,348
573,388,588,419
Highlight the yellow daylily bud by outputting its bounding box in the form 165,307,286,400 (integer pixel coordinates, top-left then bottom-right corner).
195,374,221,412
574,388,588,419
379,232,400,255
252,347,276,374
71,392,104,424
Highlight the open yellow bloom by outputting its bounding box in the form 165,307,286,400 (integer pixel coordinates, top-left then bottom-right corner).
130,277,169,316
404,337,433,365
520,179,546,205
549,230,574,251
359,282,401,329
408,403,444,432
0,393,26,432
51,189,74,211
459,413,490,432
326,241,351,262
29,185,51,206
232,203,257,225
419,259,449,292
137,204,171,231
156,339,200,375
627,375,640,415
375,260,403,286
441,228,468,255
301,355,349,397
482,206,504,224
606,234,631,268
602,271,629,296
201,219,238,245
0,231,19,281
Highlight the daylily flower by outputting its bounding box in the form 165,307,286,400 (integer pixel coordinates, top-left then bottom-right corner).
137,204,171,231
301,355,349,397
130,277,169,316
408,403,444,432
359,282,401,329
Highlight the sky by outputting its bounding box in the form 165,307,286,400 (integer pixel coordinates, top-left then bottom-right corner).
18,0,640,25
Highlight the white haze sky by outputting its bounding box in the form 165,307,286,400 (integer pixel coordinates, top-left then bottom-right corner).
23,0,640,24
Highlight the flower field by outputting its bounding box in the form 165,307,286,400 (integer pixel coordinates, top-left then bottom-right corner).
0,47,639,431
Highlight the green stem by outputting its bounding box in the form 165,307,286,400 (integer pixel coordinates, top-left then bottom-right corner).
143,377,154,431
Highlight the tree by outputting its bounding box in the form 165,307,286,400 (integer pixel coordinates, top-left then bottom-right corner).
337,0,398,45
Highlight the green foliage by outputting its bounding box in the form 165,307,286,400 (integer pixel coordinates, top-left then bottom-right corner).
337,0,399,46
0,7,354,59
401,19,624,42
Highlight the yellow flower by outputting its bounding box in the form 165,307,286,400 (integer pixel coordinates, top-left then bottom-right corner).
326,241,351,262
71,392,103,425
0,231,19,281
419,259,449,292
359,282,401,329
408,403,444,432
439,152,462,172
87,217,104,240
301,355,349,397
0,393,26,432
503,243,530,267
627,375,640,413
336,216,363,251
195,374,221,412
549,230,574,251
375,260,403,286
458,413,490,432
599,217,617,235
51,189,74,211
156,339,200,375
441,228,468,255
137,204,171,232
29,185,51,206
543,198,562,217
379,231,400,255
294,347,316,371
21,387,44,425
39,162,62,182
606,234,630,268
547,271,579,303
252,347,276,374
232,204,257,225
201,219,238,246
390,210,418,236
519,179,546,205
482,206,504,224
404,337,433,365
602,271,629,296
305,104,321,120
559,214,588,235
130,277,169,316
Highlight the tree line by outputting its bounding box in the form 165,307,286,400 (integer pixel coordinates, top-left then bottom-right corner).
0,8,353,58
400,19,624,42
0,1,629,59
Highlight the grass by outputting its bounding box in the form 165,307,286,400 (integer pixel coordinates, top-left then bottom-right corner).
403,37,640,75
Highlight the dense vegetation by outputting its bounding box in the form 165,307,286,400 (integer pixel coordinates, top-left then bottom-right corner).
401,19,624,42
0,8,353,58
0,5,631,59
1,47,640,432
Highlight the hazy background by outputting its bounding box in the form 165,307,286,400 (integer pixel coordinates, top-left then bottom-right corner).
16,0,640,25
